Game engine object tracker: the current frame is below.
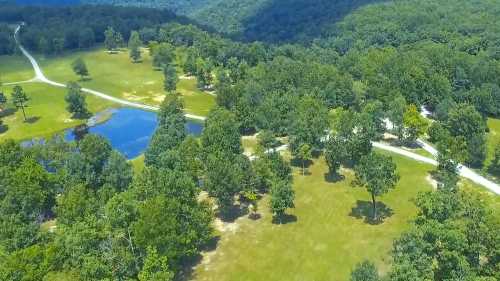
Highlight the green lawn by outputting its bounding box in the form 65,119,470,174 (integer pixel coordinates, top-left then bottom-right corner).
486,118,500,166
193,151,436,281
0,54,34,83
36,48,215,116
0,82,114,141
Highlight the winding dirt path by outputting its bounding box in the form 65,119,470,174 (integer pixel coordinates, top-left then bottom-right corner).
13,24,206,121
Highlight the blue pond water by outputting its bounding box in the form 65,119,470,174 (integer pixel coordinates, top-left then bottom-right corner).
65,108,203,159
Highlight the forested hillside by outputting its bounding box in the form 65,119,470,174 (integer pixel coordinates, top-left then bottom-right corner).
82,0,210,14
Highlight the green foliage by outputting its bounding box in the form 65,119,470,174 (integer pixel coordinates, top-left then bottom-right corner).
163,64,178,93
128,30,142,63
389,190,500,281
138,247,173,281
269,178,295,221
354,152,399,221
201,107,242,156
65,81,89,119
104,26,124,52
71,58,89,80
402,104,428,144
144,96,186,167
11,85,30,121
351,260,379,281
152,43,175,69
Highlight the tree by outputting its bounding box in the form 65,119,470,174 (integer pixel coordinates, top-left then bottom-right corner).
488,142,500,176
201,108,242,156
0,92,7,112
65,81,89,119
388,95,406,140
297,144,312,176
289,96,329,156
402,104,428,144
354,152,400,221
128,31,142,63
257,130,278,152
71,58,89,80
163,65,178,94
183,48,197,75
102,150,133,192
325,134,348,177
152,43,175,69
104,27,122,53
138,247,173,281
11,85,29,121
144,96,186,167
351,261,380,281
269,178,295,222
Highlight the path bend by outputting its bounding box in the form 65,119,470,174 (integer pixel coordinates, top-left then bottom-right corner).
12,25,500,194
13,25,206,121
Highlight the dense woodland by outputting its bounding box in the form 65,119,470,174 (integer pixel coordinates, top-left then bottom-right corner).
1,0,500,280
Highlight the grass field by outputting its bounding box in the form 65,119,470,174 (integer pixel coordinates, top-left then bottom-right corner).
193,151,437,281
36,47,215,116
486,118,500,166
0,82,114,141
0,55,34,83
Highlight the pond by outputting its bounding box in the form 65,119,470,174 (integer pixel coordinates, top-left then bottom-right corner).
65,108,203,159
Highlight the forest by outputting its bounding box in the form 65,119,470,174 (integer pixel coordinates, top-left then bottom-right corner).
1,0,500,280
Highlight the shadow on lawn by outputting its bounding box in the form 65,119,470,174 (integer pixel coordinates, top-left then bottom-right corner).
0,108,16,118
272,213,297,225
349,200,393,225
177,235,221,281
324,172,345,183
25,116,40,124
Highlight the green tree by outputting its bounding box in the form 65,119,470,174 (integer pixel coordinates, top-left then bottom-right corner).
138,247,173,281
354,152,400,221
144,96,186,167
351,261,380,281
152,43,175,69
128,30,142,63
488,142,500,176
269,178,295,222
71,58,89,80
201,108,242,156
65,81,89,119
102,150,133,192
388,95,406,141
0,92,7,112
297,143,312,176
104,27,122,53
163,65,178,94
289,96,329,156
402,104,428,144
11,85,29,121
183,48,197,75
325,134,348,177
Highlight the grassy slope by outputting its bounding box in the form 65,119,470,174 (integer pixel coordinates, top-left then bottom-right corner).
0,82,113,141
486,118,500,166
36,47,215,117
194,151,435,281
0,55,34,83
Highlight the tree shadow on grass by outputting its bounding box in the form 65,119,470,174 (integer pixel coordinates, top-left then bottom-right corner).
24,116,40,124
272,213,297,225
324,172,345,183
218,203,248,223
349,200,393,225
177,235,221,281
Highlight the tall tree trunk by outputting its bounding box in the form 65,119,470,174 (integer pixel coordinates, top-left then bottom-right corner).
302,160,305,175
21,106,27,121
371,192,377,221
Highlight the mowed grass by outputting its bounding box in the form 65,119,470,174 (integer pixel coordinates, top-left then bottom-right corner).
0,82,114,141
193,151,436,281
486,118,500,166
36,47,215,117
0,55,34,83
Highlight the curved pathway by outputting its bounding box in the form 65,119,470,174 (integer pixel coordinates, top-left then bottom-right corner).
12,25,499,194
13,25,205,121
